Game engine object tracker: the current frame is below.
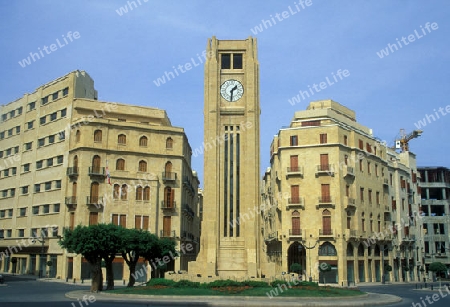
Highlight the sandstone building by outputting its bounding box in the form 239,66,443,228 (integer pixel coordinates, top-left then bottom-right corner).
0,70,200,280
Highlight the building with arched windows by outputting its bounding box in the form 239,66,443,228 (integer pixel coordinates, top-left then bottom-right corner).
261,100,424,284
0,70,201,281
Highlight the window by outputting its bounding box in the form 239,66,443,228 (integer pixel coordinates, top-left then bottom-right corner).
0,210,4,218
49,135,55,144
21,186,28,194
11,167,16,175
0,131,4,139
14,146,19,154
136,186,143,200
359,159,363,171
6,148,12,156
139,136,148,147
54,204,60,213
121,184,128,200
359,139,363,149
23,163,30,172
89,212,98,225
8,128,13,136
1,114,6,121
52,92,59,100
368,189,372,205
290,135,298,146
55,180,61,189
344,155,348,165
319,242,337,256
320,133,327,144
367,162,371,174
28,101,36,111
75,130,80,142
61,108,67,117
19,208,26,216
40,116,46,125
344,135,348,145
27,121,34,129
47,158,53,167
41,95,48,105
138,160,147,172
94,130,102,142
233,53,243,69
16,126,20,134
17,107,23,115
59,130,65,140
366,143,372,153
25,142,32,151
376,192,380,205
32,206,39,214
10,110,15,118
346,185,350,197
43,204,50,214
36,160,43,169
38,138,45,147
221,53,231,69
118,134,126,145
50,112,57,121
301,120,321,127
10,189,15,197
360,187,364,202
112,214,127,227
166,137,173,149
375,164,379,176
45,181,52,191
116,159,125,171
143,186,150,201
322,209,332,235
291,185,300,203
57,155,63,164
63,87,69,96
113,184,120,200
4,169,9,177
135,215,149,230
0,151,3,158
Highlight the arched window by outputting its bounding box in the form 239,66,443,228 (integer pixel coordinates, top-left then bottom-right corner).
139,136,148,147
319,242,337,256
291,210,300,235
136,186,143,200
116,159,125,171
75,130,81,142
374,245,381,257
347,243,354,257
166,137,173,149
113,184,120,200
358,244,365,256
73,155,78,168
143,186,150,201
164,161,173,179
121,184,128,200
72,182,77,197
118,134,126,145
94,130,102,142
92,155,101,173
164,186,174,208
322,209,332,235
361,212,366,232
138,160,147,172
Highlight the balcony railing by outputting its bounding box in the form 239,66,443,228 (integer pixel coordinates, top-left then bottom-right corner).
265,231,278,242
345,166,355,177
88,167,105,176
86,196,104,205
316,164,334,175
289,229,303,237
319,229,333,236
286,166,303,177
160,230,176,238
383,178,389,186
66,167,79,177
65,196,77,205
162,172,177,181
161,200,176,209
319,196,332,203
346,197,356,209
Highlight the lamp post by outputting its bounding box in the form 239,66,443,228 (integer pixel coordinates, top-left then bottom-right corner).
299,236,320,282
380,243,392,284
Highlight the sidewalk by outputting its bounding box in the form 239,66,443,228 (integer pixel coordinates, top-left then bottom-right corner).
65,290,402,307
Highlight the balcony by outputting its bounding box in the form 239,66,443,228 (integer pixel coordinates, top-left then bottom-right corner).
88,167,105,176
182,203,195,218
384,205,390,212
316,164,334,176
162,172,177,182
345,229,357,239
161,201,176,210
316,196,335,209
287,197,305,209
86,196,104,206
183,176,196,195
160,230,176,238
402,234,416,242
286,166,303,177
383,178,389,186
289,229,303,239
65,196,77,209
344,166,355,177
345,197,356,210
319,229,334,237
265,231,278,242
66,167,79,177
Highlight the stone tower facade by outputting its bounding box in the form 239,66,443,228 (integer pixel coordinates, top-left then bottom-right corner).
189,36,261,278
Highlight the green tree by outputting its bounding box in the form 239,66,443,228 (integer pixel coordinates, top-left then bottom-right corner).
120,228,159,287
59,224,124,291
319,263,332,284
142,237,176,278
429,262,447,278
290,263,302,274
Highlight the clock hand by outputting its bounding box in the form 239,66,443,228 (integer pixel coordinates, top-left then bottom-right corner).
230,85,237,101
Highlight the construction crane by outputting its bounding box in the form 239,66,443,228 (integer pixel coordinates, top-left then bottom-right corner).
395,129,423,152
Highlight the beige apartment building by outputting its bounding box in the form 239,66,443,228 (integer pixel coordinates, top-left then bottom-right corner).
418,167,450,278
261,100,424,284
0,70,200,281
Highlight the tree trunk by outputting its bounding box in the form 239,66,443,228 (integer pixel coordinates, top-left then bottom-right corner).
90,257,102,292
105,258,115,290
127,262,137,287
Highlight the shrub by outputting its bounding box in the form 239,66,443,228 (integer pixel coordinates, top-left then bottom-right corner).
241,280,269,288
203,279,242,288
173,279,200,288
147,278,176,287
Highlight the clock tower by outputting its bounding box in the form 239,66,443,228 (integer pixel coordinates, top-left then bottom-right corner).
189,36,261,278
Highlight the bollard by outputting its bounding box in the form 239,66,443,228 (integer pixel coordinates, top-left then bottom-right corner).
81,279,84,284
73,278,76,284
123,279,126,285
66,277,69,282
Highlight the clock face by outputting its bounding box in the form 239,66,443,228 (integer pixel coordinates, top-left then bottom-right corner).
220,79,244,102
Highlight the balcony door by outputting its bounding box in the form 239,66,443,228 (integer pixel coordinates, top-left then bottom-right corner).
292,211,301,235
163,216,171,237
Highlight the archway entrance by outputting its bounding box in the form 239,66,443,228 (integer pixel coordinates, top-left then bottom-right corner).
288,242,306,275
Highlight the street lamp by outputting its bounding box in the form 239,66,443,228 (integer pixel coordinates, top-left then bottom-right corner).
299,236,320,282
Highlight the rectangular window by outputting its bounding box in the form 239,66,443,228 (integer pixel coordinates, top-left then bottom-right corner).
360,187,364,202
346,185,350,197
376,192,380,204
0,131,4,139
17,107,22,115
344,135,348,145
4,169,9,177
25,142,32,151
11,167,16,175
14,146,19,154
55,180,61,189
38,138,45,147
43,204,50,214
36,160,43,169
20,208,26,216
320,133,327,144
359,139,364,149
57,155,63,164
368,189,372,204
16,126,20,134
63,87,69,96
10,189,15,197
61,108,67,117
23,163,30,172
45,181,52,190
8,128,13,136
59,130,65,140
375,164,378,176
290,135,298,146
47,158,53,167
21,186,28,194
49,135,55,144
221,53,231,69
89,212,99,225
54,203,60,213
6,148,12,156
50,112,57,121
28,101,36,111
301,120,321,127
32,206,39,214
27,121,34,129
41,96,49,105
40,116,46,125
233,53,243,69
359,159,363,172
52,92,59,100
367,162,371,174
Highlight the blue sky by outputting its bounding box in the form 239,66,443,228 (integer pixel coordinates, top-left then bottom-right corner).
1,1,449,185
